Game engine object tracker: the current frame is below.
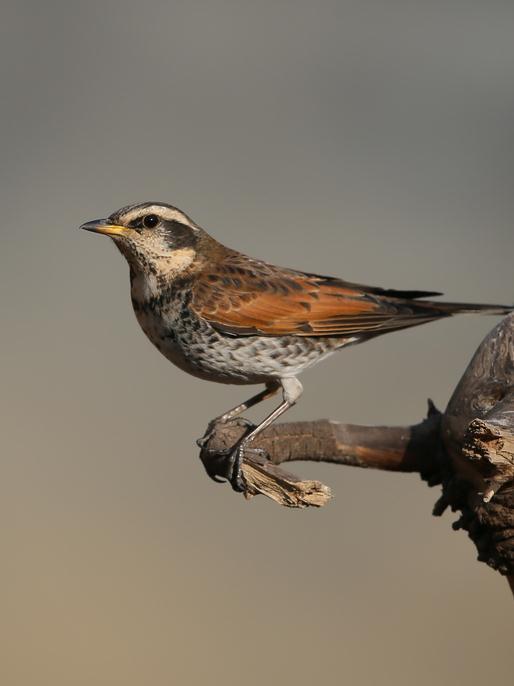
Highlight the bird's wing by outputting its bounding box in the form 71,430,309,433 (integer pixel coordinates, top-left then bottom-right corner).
191,254,446,338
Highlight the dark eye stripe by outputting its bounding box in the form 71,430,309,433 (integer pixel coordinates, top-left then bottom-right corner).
162,220,198,250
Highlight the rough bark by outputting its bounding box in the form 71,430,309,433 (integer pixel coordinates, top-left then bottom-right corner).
198,314,514,583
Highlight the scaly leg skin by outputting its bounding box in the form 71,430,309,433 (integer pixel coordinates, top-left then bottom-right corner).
217,382,280,423
227,378,304,492
196,382,280,451
197,381,281,483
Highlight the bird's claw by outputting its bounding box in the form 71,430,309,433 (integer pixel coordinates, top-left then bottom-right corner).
199,442,248,491
222,443,270,492
206,471,226,484
199,445,231,483
198,417,267,492
225,443,246,492
196,422,218,448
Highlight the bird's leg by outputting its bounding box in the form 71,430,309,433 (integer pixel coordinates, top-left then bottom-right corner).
196,382,281,482
216,381,281,424
197,381,280,450
227,378,303,492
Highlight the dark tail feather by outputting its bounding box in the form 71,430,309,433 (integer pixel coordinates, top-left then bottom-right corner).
423,301,513,317
362,300,513,342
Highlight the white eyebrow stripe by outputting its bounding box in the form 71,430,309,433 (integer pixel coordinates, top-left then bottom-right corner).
121,205,198,230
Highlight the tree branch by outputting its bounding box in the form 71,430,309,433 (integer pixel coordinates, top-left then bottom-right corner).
198,314,514,583
199,410,442,507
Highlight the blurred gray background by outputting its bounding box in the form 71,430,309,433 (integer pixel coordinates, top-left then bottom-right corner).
1,1,513,684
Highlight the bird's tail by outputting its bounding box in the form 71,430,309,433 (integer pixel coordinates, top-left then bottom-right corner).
422,301,513,317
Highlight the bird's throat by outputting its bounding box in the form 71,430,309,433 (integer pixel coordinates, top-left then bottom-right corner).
128,248,196,303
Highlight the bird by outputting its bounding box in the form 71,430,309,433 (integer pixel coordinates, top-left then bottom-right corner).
81,201,512,491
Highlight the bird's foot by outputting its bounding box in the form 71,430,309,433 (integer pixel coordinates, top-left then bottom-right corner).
200,439,268,492
226,442,246,492
198,441,246,490
225,442,270,492
198,417,270,492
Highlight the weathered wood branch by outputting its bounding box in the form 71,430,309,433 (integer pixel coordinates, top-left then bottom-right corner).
462,393,514,501
441,314,514,581
204,410,441,472
198,314,514,581
199,411,441,507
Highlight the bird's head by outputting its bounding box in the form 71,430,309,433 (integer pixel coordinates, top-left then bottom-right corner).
80,202,205,279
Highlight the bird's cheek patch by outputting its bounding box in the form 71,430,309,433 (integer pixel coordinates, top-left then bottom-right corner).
160,248,196,277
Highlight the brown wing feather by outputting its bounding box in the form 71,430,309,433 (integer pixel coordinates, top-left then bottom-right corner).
191,252,447,338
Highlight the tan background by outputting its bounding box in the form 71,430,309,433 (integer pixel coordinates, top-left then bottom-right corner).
1,2,513,684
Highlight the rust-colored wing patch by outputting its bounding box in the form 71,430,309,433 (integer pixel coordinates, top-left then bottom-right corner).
191,252,447,338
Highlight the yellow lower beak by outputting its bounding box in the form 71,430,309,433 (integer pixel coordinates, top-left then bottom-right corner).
80,219,131,237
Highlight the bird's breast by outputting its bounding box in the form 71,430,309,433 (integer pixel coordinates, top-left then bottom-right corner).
129,275,356,385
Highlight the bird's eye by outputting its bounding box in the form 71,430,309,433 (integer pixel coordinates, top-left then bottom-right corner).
142,214,159,229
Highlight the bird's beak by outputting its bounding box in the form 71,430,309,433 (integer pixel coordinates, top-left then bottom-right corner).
80,218,131,237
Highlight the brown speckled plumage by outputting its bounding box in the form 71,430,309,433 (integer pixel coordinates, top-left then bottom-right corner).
81,201,513,490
